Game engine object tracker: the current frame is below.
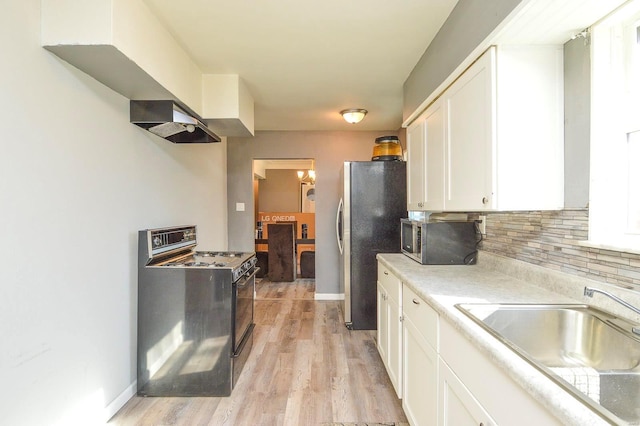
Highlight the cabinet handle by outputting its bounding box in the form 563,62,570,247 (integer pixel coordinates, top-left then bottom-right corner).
412,298,420,305
384,271,389,275
418,202,424,207
482,197,488,205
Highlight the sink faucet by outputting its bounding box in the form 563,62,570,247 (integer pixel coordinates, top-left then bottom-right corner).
584,286,640,335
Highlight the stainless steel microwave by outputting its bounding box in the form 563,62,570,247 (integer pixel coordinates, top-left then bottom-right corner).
400,219,478,265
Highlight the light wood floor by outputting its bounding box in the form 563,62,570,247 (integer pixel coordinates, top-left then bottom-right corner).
109,279,407,425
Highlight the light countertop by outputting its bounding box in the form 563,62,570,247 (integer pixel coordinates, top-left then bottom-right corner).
376,252,640,426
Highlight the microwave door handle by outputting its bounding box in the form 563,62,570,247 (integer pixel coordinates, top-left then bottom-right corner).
336,198,343,254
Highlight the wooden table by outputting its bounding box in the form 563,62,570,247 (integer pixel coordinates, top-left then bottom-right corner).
255,239,315,245
255,239,315,277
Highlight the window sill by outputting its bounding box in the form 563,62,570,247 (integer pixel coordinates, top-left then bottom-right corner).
576,240,640,256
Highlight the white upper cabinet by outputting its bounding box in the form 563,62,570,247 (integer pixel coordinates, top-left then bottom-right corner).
406,116,427,210
444,49,494,211
406,45,564,212
406,97,446,211
425,99,447,211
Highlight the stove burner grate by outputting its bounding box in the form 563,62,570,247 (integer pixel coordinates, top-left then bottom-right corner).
196,251,244,258
184,262,210,267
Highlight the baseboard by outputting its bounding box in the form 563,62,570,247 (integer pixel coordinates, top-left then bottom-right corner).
314,293,345,301
322,423,409,426
104,381,136,422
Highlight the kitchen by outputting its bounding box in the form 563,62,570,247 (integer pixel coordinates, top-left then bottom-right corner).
3,0,640,425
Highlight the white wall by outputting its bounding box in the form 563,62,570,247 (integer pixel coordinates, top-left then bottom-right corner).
0,1,228,424
563,37,590,208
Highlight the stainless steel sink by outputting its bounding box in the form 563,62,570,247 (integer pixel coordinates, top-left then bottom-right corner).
456,303,640,424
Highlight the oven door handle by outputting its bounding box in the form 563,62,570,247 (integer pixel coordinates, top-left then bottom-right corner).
232,323,255,358
235,267,259,288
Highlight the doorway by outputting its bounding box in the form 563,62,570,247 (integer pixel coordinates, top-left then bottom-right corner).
252,159,316,290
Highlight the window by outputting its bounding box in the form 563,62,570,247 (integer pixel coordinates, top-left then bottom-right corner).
590,0,640,251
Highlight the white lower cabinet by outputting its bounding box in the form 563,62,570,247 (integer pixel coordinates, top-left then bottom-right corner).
376,282,389,367
402,304,438,426
377,260,561,425
377,264,403,397
439,359,495,426
440,319,561,425
380,265,562,426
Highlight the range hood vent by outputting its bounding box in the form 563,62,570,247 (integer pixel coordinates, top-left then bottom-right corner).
130,100,221,143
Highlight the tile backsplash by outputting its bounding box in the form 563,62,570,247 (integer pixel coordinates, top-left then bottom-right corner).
480,209,640,288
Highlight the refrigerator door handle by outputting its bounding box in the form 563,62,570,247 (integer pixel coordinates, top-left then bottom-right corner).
336,197,344,254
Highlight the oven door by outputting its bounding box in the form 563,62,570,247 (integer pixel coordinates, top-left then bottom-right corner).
232,267,257,355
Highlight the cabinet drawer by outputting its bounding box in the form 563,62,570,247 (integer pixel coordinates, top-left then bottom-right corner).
378,264,401,303
402,285,438,351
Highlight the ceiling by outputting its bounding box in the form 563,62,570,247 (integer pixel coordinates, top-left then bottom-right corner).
143,0,458,132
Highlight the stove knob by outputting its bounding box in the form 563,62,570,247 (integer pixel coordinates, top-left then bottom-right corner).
153,236,161,247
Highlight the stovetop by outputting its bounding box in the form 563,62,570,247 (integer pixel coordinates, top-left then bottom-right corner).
160,250,257,281
141,226,257,281
165,251,251,269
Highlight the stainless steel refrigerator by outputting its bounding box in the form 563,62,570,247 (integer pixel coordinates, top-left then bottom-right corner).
337,161,407,330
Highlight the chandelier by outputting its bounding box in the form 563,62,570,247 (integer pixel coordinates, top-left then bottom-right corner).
297,169,315,184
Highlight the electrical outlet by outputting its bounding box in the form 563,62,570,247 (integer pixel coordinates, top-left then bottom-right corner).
478,215,487,235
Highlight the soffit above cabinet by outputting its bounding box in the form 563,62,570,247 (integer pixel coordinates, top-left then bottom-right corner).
493,0,628,44
403,0,628,128
40,0,254,138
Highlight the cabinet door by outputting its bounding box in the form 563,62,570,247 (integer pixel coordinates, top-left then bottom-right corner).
439,360,495,426
440,318,561,425
377,264,403,398
406,116,427,210
444,48,495,211
387,295,402,397
376,282,388,363
423,98,445,211
403,315,438,426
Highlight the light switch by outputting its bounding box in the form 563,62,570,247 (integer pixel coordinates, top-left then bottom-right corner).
236,202,245,212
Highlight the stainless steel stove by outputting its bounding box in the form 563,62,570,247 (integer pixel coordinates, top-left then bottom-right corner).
137,225,257,397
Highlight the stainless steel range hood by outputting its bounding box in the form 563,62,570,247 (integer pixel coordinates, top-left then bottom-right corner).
130,100,221,143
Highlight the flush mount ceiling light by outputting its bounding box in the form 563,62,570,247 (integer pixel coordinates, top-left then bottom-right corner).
340,108,368,124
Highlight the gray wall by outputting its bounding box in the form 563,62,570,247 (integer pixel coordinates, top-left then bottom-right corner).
228,131,397,295
564,37,591,208
403,0,523,121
